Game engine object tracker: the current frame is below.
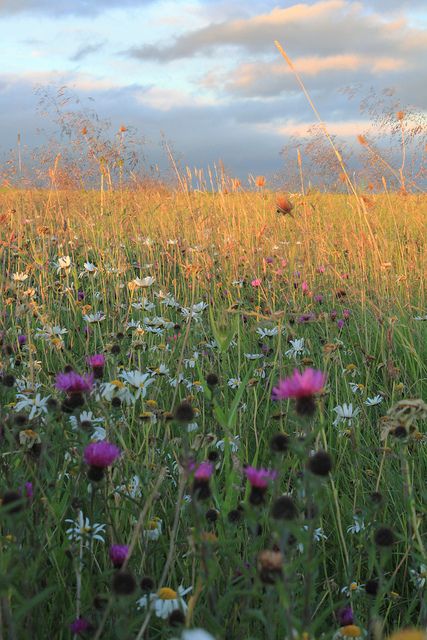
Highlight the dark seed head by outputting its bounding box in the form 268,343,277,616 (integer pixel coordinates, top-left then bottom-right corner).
1,491,23,514
374,526,395,547
365,578,379,596
227,509,242,524
14,413,28,427
168,609,186,627
271,496,298,520
205,508,219,523
270,433,290,453
174,401,195,423
249,486,266,506
140,576,155,592
111,397,122,408
88,466,105,482
2,374,15,387
307,450,332,476
112,571,136,596
207,450,219,462
111,344,121,355
392,425,407,438
370,491,383,506
206,373,219,387
47,397,58,411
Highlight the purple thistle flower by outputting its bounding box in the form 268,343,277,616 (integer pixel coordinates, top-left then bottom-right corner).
83,441,121,469
244,466,277,488
70,618,91,634
337,319,345,330
109,544,129,568
18,334,27,346
77,289,85,301
55,371,93,395
194,461,214,481
87,354,105,368
272,368,326,400
24,482,33,499
338,605,354,626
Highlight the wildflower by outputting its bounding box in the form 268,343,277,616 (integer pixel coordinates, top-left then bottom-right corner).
175,401,195,423
14,393,50,420
257,549,283,583
336,625,363,638
192,461,214,500
271,495,297,520
120,370,155,400
272,368,326,416
115,475,142,499
255,175,265,187
56,255,72,272
136,586,192,619
70,618,91,635
388,630,427,640
349,383,364,394
244,353,264,360
285,338,307,360
83,311,106,323
17,334,27,347
409,564,427,589
144,517,162,540
65,511,106,546
228,377,241,389
338,605,354,626
216,435,240,453
276,194,294,215
12,272,29,282
84,441,121,481
109,544,129,569
365,395,383,406
129,276,155,289
347,515,365,534
341,582,365,597
270,433,290,453
333,403,360,427
256,326,279,338
251,278,262,287
244,466,277,505
178,629,215,640
87,354,106,379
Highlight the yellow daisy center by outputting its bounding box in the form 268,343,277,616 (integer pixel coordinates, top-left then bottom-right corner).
157,587,177,600
340,625,362,637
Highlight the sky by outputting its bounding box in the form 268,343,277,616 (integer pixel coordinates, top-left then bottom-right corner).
1,0,426,182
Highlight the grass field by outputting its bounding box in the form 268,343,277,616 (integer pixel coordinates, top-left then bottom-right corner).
0,185,426,639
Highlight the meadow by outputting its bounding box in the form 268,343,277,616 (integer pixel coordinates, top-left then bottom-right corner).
0,183,426,640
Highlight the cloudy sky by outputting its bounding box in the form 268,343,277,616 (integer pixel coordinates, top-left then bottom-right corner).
1,0,426,181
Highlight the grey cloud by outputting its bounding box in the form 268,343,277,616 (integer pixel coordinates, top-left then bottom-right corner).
70,42,106,62
125,2,427,62
0,0,154,17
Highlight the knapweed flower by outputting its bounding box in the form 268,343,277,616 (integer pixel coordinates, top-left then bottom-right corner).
109,544,129,568
136,585,192,619
192,461,214,500
244,466,277,505
84,441,121,481
87,354,106,379
251,278,262,287
338,605,354,627
70,617,91,635
272,368,326,416
56,371,93,395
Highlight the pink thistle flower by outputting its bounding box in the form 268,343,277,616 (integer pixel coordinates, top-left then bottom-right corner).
337,319,345,330
301,280,309,293
194,461,214,481
83,441,121,469
87,354,106,379
70,618,91,634
109,544,129,568
251,278,262,287
272,368,326,401
55,371,93,395
244,466,277,488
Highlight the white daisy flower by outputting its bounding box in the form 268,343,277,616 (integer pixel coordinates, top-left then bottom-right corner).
409,564,427,589
285,338,307,360
176,630,216,640
131,276,155,288
35,325,68,340
65,511,106,546
227,377,241,389
12,272,29,282
297,526,327,553
340,581,365,596
184,352,199,369
143,517,163,541
83,312,106,323
69,411,104,430
132,298,155,311
364,395,383,406
14,393,50,420
216,435,240,453
413,314,427,321
244,353,264,360
349,382,364,394
137,585,192,619
120,370,155,400
333,403,361,427
56,255,72,272
256,326,279,338
347,515,365,534
98,381,135,406
115,475,143,499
